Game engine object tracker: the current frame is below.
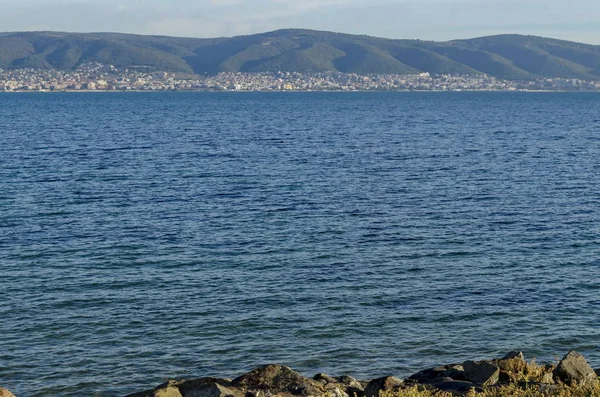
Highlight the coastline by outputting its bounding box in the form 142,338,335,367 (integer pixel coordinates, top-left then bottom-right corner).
123,351,600,397
0,89,588,93
124,351,600,397
5,351,597,397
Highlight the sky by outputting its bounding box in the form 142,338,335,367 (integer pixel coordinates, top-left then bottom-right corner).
0,0,599,43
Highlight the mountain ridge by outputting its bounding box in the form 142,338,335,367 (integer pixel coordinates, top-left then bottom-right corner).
1,29,600,80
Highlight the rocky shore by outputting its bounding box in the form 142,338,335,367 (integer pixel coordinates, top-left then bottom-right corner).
2,351,600,397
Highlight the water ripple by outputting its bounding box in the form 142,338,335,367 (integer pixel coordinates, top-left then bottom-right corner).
1,92,600,396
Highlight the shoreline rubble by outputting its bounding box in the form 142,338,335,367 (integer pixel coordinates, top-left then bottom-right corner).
2,351,600,397
123,351,600,397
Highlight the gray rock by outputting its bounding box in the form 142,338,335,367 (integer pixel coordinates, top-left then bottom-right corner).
179,383,241,397
124,390,151,397
232,364,324,396
407,364,465,384
0,388,16,397
463,361,499,386
314,374,337,384
363,376,403,397
312,374,364,397
344,386,364,397
172,379,233,389
124,378,239,397
430,379,476,395
324,384,349,397
124,387,163,397
157,388,184,397
335,376,364,389
553,351,598,386
335,376,365,397
442,367,467,381
142,386,182,397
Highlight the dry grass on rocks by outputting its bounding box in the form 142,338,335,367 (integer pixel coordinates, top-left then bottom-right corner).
384,383,600,396
383,358,600,397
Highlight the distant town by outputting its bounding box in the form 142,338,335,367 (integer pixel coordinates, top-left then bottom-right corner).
1,63,600,92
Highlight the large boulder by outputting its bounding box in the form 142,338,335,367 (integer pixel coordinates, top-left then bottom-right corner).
553,351,598,386
0,388,16,397
313,374,365,397
323,384,348,397
334,376,365,397
232,364,324,396
428,379,476,395
407,364,465,384
178,382,241,397
125,383,183,397
154,387,183,397
463,361,499,386
125,387,165,397
363,376,402,397
125,378,240,397
314,374,338,384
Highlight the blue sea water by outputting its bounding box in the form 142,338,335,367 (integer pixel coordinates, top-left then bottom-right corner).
1,92,600,397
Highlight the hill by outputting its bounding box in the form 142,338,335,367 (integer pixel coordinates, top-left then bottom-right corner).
1,29,600,80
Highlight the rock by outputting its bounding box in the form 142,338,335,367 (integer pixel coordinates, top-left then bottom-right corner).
125,378,239,397
0,388,16,397
463,361,499,386
125,388,160,397
491,352,526,382
430,379,476,396
232,364,324,396
407,364,465,384
179,383,242,397
500,351,525,361
154,387,183,397
334,376,365,397
493,351,526,373
441,366,467,381
363,376,403,397
124,384,183,397
324,384,349,397
314,374,338,384
344,386,363,397
493,351,557,385
125,384,183,397
312,374,364,397
553,351,598,386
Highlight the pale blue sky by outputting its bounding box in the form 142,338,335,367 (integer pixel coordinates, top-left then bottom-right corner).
1,0,599,43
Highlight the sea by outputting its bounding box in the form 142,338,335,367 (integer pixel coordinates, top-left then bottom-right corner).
1,92,600,397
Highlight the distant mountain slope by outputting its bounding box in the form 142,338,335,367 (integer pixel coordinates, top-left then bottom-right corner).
1,29,600,80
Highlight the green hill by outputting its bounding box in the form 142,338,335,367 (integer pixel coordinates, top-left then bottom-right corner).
1,29,600,80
